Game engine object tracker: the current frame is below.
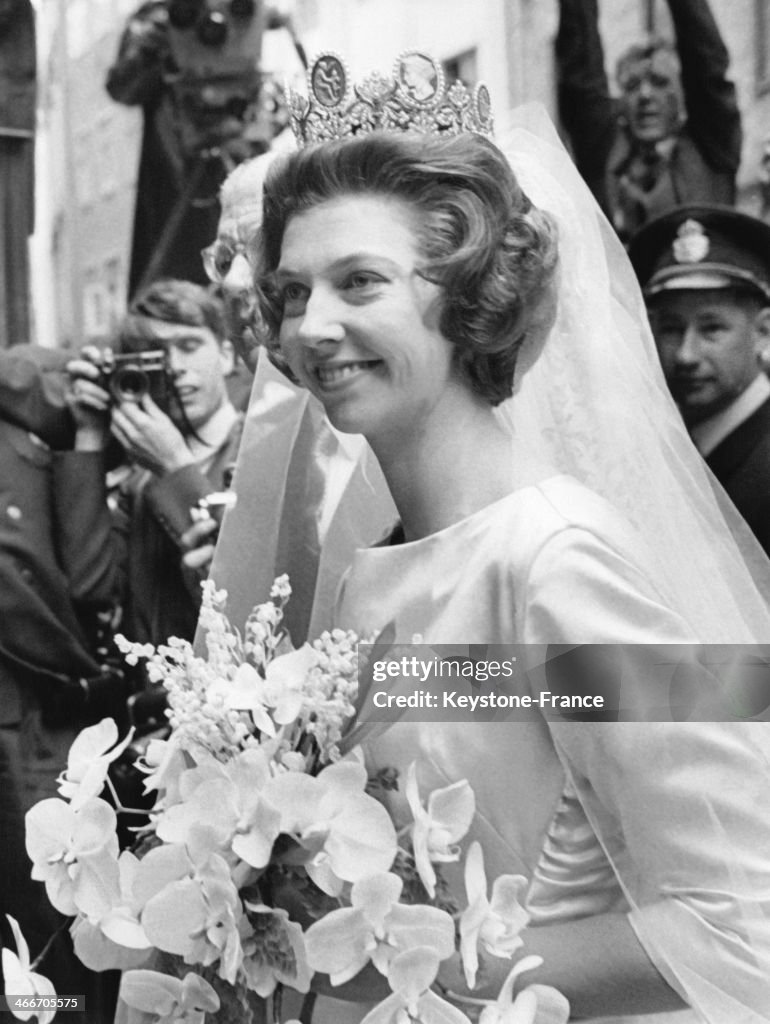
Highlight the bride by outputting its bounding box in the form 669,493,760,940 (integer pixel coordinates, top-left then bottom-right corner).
219,54,770,1023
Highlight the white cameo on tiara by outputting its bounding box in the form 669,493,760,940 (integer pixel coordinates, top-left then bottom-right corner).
672,219,710,263
288,50,495,146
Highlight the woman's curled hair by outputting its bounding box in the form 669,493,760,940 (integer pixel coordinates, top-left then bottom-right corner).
256,132,558,405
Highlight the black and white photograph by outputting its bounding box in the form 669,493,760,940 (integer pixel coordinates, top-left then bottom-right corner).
2,2,770,1023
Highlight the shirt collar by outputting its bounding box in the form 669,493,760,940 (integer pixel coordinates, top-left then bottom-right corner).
690,374,770,456
186,400,238,467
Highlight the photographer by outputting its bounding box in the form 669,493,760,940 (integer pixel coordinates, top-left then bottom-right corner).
106,0,279,298
106,1,220,295
63,279,242,654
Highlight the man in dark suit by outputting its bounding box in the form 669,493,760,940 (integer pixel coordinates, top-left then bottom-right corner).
556,0,741,244
630,205,770,555
0,346,127,808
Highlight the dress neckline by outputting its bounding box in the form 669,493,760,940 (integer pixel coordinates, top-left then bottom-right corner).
371,473,570,556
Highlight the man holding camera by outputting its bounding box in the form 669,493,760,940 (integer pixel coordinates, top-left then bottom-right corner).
64,279,241,652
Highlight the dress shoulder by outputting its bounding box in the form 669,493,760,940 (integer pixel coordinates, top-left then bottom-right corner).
501,477,694,645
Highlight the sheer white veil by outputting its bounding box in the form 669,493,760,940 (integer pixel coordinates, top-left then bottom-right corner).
206,105,770,1023
497,105,770,643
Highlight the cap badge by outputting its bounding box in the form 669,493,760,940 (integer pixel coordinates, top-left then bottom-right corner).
672,220,710,264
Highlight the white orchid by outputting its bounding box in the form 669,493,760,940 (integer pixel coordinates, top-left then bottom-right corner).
478,957,570,1024
119,970,220,1024
217,643,317,735
304,873,455,983
56,718,135,810
264,758,398,894
137,736,187,807
2,916,56,1024
155,748,282,869
404,763,475,898
141,862,244,984
70,850,152,972
25,797,120,920
460,841,529,988
360,946,472,1024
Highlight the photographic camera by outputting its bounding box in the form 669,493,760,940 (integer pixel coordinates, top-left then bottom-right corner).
100,350,171,410
165,0,267,157
168,0,257,46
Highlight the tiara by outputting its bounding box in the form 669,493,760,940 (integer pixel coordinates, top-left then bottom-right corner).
288,50,494,147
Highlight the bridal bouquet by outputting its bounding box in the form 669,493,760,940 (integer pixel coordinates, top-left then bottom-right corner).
4,578,569,1024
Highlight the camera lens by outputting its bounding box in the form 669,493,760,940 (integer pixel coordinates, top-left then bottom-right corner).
111,366,149,403
197,10,228,47
230,0,255,18
168,0,202,29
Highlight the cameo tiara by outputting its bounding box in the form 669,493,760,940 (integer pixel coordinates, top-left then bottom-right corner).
287,50,495,146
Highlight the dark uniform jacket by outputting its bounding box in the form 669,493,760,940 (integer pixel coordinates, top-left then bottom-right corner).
0,349,105,727
706,398,770,558
555,0,741,243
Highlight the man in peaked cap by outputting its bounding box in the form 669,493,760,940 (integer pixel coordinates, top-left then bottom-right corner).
630,204,770,554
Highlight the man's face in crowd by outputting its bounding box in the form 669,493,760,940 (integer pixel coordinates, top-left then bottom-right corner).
620,51,682,145
147,320,234,431
649,289,768,425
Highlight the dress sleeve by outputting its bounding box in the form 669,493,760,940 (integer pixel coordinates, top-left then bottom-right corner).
524,526,770,1018
553,719,770,1018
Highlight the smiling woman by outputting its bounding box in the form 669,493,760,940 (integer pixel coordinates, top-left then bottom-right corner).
275,195,453,442
210,60,770,1024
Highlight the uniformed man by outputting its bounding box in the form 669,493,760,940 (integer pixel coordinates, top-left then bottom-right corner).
629,204,770,555
0,346,127,809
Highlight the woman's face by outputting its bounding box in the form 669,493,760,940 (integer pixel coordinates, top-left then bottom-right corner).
275,194,456,441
